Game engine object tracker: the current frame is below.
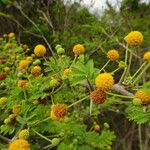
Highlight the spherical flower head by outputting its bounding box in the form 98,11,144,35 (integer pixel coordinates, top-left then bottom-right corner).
73,44,85,55
95,73,114,91
91,89,106,104
31,66,41,76
8,139,30,150
107,49,119,61
22,44,28,50
34,44,46,57
49,79,60,88
18,60,29,70
0,97,8,105
0,58,6,64
26,56,33,62
124,31,143,46
50,103,68,121
94,124,101,131
18,80,29,89
143,52,150,61
0,72,7,80
8,32,15,39
12,104,21,114
19,129,29,140
135,90,150,104
5,43,13,49
63,68,72,76
3,34,7,38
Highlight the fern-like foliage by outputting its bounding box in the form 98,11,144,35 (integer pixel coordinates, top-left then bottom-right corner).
126,104,150,124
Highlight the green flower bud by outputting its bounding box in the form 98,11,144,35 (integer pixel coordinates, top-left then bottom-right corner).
0,97,8,105
9,114,16,120
133,98,142,106
49,79,59,88
104,122,110,128
51,138,60,146
57,48,65,55
17,72,24,78
4,67,10,73
119,61,126,69
4,118,11,125
33,59,41,65
55,44,62,50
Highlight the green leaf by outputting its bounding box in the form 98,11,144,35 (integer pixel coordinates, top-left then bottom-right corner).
126,104,150,124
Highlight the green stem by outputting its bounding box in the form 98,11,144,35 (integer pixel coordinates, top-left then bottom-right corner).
43,56,48,63
112,68,120,74
23,90,27,101
31,117,50,126
119,44,129,84
132,63,150,85
50,88,55,105
99,60,110,73
107,92,134,99
69,55,77,68
68,95,90,108
32,129,52,143
126,51,133,75
131,62,147,80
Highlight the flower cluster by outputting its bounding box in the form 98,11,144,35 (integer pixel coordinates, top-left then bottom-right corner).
50,103,68,120
73,44,85,55
8,139,30,150
18,80,29,89
135,90,150,104
107,49,119,61
19,129,30,140
31,66,41,76
95,73,114,91
124,31,143,46
34,44,46,57
91,89,106,104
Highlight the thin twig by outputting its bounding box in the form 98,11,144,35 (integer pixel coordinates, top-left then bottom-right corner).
0,134,11,143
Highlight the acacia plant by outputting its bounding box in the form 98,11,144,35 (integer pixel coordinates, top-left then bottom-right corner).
0,30,150,150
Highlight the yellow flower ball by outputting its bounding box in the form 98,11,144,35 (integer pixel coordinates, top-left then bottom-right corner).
34,44,46,57
26,56,33,62
18,60,29,70
8,32,15,39
31,66,41,76
19,129,29,140
135,90,150,104
12,104,21,114
107,49,119,61
8,139,30,150
143,52,150,61
73,44,85,55
95,73,114,91
63,68,72,76
50,103,68,121
18,80,29,89
124,31,143,46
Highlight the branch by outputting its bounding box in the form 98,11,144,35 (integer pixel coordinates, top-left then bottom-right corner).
80,82,134,97
112,84,134,96
0,134,11,143
11,124,25,142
